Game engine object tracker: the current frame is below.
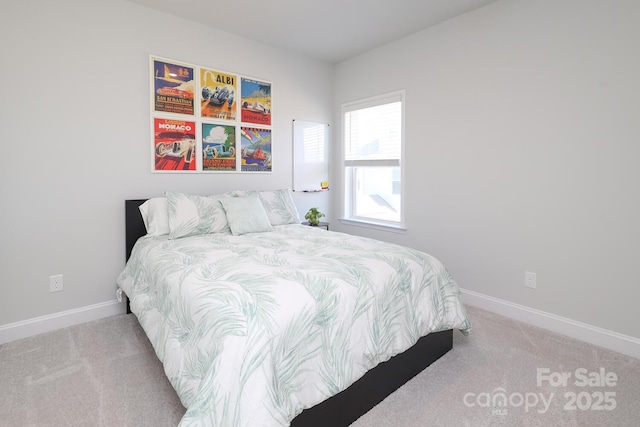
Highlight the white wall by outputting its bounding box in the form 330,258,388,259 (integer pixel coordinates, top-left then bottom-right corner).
0,0,332,326
332,0,640,339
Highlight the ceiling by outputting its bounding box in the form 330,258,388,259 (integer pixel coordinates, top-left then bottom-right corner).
128,0,499,63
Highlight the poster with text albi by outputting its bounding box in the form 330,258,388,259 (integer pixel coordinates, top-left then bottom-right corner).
200,68,237,122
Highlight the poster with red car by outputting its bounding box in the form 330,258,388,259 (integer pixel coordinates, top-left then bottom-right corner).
152,57,195,116
241,127,271,172
240,78,271,126
153,117,197,171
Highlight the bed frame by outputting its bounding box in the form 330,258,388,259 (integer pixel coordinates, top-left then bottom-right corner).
123,199,453,427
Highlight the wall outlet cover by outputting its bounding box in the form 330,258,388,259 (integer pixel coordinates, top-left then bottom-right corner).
524,271,537,289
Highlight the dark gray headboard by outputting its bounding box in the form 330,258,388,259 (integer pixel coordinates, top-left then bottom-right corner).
125,199,148,261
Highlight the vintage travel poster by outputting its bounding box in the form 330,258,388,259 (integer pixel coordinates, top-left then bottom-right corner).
200,68,237,121
241,127,272,172
202,123,236,171
153,117,196,171
152,58,195,116
240,78,271,126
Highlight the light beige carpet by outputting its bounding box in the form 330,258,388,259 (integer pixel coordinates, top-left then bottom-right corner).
1,306,638,426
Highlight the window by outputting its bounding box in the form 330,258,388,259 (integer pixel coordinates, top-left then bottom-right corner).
342,91,404,230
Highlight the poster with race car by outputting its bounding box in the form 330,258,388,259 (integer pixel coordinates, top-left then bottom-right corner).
241,127,272,172
200,68,237,121
240,78,271,126
152,57,195,116
202,123,236,171
152,117,197,172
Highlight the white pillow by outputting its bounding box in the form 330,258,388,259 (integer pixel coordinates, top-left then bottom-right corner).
238,189,301,225
220,196,273,235
166,192,231,239
139,197,169,236
260,189,301,225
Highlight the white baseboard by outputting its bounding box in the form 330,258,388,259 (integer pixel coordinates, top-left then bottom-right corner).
0,300,127,345
460,289,640,360
3,291,638,360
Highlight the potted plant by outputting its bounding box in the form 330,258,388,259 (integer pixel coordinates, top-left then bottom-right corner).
304,207,325,226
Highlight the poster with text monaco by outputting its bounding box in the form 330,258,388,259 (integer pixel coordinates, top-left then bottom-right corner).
202,123,236,171
241,127,272,172
153,118,197,172
241,78,271,126
200,68,237,121
152,57,195,116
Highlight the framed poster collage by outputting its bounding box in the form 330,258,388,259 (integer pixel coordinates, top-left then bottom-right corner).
150,55,272,173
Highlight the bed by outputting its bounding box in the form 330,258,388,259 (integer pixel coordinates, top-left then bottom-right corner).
117,191,471,427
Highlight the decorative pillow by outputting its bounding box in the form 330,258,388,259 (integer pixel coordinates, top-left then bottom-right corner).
261,189,301,225
238,189,300,225
138,197,169,236
220,196,273,235
166,192,230,239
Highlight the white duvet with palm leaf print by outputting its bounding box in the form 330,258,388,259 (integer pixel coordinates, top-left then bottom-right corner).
117,224,472,426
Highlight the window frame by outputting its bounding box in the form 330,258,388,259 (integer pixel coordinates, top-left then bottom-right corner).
340,90,406,232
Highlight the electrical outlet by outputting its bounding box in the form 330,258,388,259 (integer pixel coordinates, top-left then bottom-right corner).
524,271,537,289
50,274,63,292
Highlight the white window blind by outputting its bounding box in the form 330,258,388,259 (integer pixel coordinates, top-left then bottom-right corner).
344,100,401,164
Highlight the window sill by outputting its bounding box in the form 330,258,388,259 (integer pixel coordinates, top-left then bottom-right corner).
339,218,406,234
